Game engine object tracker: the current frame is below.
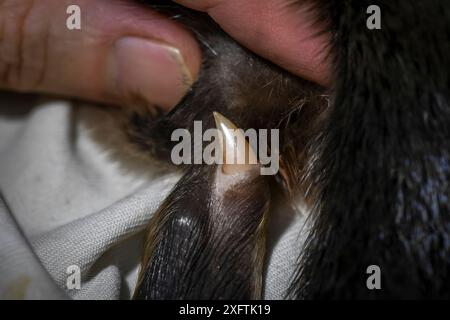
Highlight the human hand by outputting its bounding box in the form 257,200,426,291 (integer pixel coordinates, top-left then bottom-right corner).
0,0,201,111
0,0,330,113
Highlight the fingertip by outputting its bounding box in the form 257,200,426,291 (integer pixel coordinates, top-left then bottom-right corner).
110,37,198,111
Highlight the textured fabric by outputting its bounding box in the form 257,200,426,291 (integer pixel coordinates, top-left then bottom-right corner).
0,92,308,300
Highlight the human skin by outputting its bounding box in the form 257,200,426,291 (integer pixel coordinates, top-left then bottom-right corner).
0,0,330,111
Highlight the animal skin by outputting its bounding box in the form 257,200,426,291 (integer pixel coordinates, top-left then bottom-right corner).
124,0,449,299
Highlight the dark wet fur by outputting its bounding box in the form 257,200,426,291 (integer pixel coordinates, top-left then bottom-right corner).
134,165,271,299
130,0,450,299
290,0,450,299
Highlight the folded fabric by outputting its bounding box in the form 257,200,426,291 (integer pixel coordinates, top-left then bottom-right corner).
0,93,308,299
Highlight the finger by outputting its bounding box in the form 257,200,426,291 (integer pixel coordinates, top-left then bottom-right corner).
174,0,330,86
0,0,202,111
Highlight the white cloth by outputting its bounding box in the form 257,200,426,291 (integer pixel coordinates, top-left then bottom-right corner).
0,92,309,300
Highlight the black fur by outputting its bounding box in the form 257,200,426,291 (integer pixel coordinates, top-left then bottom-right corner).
134,165,271,299
291,0,450,299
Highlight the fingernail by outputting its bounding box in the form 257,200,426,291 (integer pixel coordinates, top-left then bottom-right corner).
110,37,195,111
213,112,259,175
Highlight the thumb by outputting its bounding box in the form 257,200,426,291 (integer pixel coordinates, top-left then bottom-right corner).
0,0,201,111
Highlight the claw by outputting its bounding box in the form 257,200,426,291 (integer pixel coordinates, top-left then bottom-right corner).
213,112,258,174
